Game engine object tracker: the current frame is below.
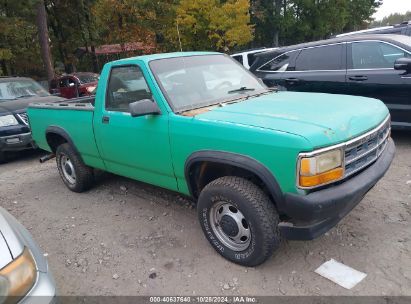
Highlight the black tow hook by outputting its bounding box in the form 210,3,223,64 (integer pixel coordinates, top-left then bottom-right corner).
39,154,55,163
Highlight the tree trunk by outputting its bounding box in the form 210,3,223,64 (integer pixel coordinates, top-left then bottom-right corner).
36,0,54,81
90,45,99,73
272,0,282,47
1,60,8,76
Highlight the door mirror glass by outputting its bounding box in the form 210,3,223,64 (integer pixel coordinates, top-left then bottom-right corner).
129,99,160,117
394,57,411,72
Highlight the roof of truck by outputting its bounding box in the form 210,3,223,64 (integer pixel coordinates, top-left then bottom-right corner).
112,51,221,65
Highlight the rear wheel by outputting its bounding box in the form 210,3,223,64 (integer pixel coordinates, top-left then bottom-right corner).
197,176,281,266
56,143,94,192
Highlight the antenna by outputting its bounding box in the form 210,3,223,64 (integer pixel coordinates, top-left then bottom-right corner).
176,20,183,52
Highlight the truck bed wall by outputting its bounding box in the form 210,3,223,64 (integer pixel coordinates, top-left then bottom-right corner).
28,105,105,170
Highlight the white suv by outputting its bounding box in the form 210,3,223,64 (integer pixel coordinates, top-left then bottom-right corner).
231,48,277,69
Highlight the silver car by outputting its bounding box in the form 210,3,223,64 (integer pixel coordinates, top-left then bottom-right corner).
0,207,56,303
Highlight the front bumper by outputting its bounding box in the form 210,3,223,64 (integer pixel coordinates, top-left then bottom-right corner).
0,132,36,152
280,138,395,240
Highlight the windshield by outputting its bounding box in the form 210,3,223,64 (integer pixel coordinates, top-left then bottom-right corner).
77,74,99,84
149,54,267,112
0,79,50,101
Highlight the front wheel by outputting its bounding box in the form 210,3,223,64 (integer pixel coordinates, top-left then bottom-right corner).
56,143,94,192
197,176,281,266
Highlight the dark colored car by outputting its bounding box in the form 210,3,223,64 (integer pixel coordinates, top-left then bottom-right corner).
335,21,411,38
250,34,411,130
0,77,64,163
49,72,99,99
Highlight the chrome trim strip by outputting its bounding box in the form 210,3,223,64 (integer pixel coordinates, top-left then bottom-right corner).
345,139,389,179
345,129,390,166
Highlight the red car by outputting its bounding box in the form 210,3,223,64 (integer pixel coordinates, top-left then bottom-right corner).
49,72,99,99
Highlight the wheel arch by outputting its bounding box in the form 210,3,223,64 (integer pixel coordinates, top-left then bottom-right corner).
45,126,82,158
185,150,285,211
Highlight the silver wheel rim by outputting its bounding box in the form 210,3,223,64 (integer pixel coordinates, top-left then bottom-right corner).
209,201,251,251
60,154,76,185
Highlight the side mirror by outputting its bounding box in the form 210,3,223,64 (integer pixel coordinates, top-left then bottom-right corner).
129,99,161,117
394,57,411,72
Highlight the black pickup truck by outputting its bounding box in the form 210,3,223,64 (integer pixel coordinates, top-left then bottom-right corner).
0,77,64,163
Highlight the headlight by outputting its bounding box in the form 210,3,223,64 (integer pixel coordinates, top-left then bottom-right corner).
298,149,344,188
0,248,37,302
0,115,19,127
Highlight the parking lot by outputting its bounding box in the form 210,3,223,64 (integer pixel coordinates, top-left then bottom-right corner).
0,131,410,296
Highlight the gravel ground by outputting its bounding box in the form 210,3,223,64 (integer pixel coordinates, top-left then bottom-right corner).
0,131,410,296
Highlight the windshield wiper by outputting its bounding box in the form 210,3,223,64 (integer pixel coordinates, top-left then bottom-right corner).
227,87,255,94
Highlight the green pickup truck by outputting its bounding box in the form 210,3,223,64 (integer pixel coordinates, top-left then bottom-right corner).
28,52,395,266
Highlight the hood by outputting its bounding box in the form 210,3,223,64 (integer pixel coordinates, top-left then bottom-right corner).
196,91,389,148
0,95,64,115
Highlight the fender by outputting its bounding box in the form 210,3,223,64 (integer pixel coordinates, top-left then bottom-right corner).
45,126,82,160
185,150,285,211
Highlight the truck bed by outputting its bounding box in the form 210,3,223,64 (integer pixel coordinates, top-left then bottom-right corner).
27,96,105,170
29,96,95,110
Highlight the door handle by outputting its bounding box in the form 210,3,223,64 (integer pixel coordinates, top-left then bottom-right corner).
285,78,300,84
349,75,368,81
102,116,110,124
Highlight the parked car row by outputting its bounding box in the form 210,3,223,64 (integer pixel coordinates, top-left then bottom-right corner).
0,27,408,274
249,34,411,130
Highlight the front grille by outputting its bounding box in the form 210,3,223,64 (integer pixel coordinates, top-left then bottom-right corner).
344,118,390,178
17,112,29,125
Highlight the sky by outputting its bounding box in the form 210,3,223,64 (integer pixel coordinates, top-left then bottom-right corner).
373,0,411,20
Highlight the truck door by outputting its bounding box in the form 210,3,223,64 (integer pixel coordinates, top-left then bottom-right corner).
93,64,177,191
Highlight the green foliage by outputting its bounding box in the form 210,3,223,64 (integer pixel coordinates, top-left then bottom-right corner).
372,11,411,27
0,0,43,77
169,0,253,52
0,0,382,77
251,0,382,47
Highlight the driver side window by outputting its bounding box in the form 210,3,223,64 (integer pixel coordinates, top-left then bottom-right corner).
106,65,152,112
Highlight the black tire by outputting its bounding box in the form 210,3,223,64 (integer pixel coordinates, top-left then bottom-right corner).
0,151,7,164
197,176,281,266
56,143,94,192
